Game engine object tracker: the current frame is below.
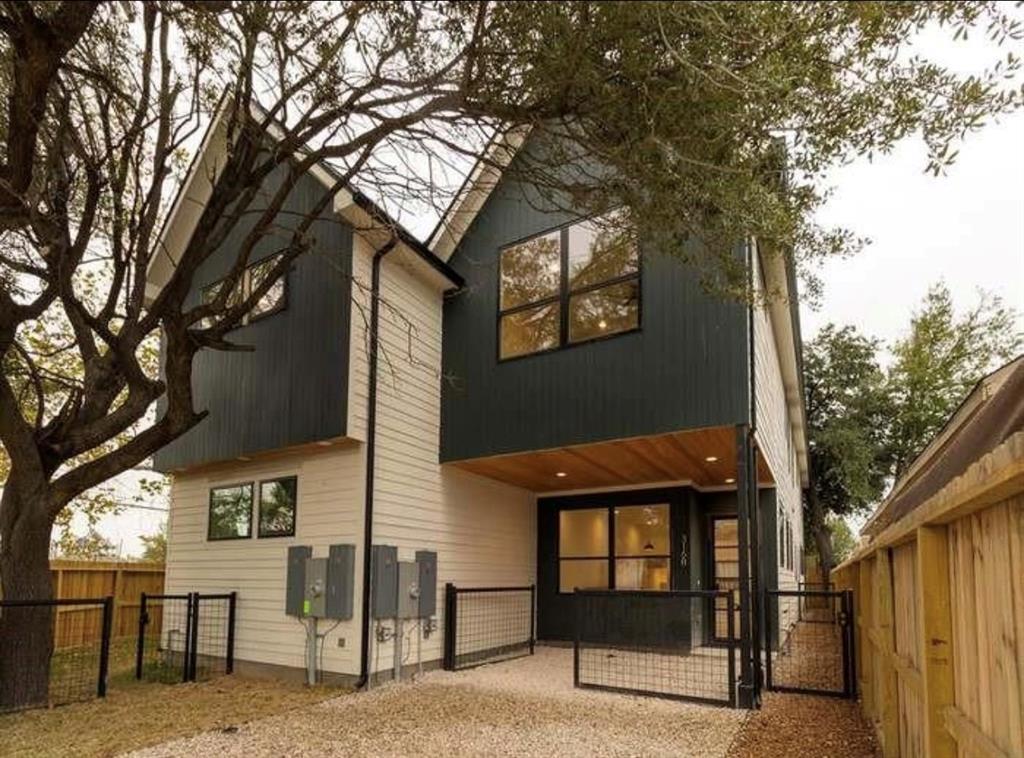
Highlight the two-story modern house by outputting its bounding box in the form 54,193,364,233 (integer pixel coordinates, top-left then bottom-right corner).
149,111,808,707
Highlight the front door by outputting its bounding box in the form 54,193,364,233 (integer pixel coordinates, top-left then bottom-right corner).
711,516,741,642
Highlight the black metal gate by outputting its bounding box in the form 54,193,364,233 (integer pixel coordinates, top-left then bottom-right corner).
765,589,855,698
442,584,536,671
135,592,236,683
574,590,737,707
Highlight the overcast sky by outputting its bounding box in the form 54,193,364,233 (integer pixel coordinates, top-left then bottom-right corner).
801,23,1024,349
802,110,1024,347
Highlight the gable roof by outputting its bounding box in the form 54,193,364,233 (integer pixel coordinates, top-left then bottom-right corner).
145,99,462,302
426,126,529,262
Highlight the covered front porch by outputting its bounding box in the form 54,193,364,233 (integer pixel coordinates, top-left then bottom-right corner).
446,423,781,708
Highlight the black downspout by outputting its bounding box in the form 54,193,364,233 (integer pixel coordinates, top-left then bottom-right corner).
355,238,398,690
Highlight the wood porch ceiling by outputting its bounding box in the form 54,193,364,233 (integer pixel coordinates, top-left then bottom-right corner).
450,425,773,493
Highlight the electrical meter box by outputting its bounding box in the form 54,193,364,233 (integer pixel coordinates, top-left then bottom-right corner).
285,544,355,618
371,544,398,618
397,561,420,619
286,545,313,616
325,544,355,620
414,550,437,618
304,557,328,618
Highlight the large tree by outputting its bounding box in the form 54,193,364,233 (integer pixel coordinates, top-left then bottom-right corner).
804,324,892,574
0,1,1021,708
805,285,1022,576
887,282,1023,478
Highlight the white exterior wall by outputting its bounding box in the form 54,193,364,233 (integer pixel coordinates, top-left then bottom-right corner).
751,252,804,593
164,231,535,678
164,444,366,675
350,234,536,671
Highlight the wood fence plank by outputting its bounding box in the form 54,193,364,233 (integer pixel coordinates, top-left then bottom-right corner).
916,525,956,758
876,548,902,758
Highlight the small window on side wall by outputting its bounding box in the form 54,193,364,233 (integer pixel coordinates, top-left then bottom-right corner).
258,476,297,538
199,253,288,329
208,483,253,540
248,254,287,321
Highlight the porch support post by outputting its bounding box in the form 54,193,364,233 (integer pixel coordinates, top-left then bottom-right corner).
735,423,756,708
748,437,763,705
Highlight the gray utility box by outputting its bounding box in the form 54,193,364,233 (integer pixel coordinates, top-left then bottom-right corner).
326,544,355,620
286,545,313,616
397,562,420,619
305,557,328,618
371,544,398,619
285,544,355,619
415,550,437,618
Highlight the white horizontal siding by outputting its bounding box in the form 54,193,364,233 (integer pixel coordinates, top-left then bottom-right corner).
165,232,535,678
165,444,365,675
358,240,535,671
751,249,803,591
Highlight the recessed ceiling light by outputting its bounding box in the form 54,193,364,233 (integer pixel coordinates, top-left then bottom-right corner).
316,440,332,447
705,456,718,463
725,477,735,484
555,471,568,478
598,320,607,329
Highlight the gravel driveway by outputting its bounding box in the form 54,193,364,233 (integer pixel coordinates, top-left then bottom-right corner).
128,647,747,757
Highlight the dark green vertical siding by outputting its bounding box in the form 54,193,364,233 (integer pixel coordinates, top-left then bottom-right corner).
441,145,749,462
153,168,352,472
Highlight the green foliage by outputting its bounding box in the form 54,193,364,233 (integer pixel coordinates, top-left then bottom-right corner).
827,517,858,565
805,324,892,519
484,2,1024,298
138,525,167,563
805,284,1023,570
886,282,1024,477
51,528,117,561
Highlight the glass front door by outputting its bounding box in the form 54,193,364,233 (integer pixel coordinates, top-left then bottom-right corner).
711,517,741,641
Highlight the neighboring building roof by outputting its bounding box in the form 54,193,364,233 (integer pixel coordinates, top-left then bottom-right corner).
863,354,1024,536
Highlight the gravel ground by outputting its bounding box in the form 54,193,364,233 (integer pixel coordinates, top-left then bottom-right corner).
128,647,747,757
727,692,880,758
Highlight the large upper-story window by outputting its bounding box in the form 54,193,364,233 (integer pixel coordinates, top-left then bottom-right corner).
499,213,640,360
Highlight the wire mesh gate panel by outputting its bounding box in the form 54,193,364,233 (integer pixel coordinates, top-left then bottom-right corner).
135,592,236,684
442,585,535,671
0,597,113,713
765,589,855,698
573,590,737,707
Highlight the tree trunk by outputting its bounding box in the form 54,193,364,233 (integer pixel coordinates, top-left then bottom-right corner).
806,488,835,583
0,483,56,711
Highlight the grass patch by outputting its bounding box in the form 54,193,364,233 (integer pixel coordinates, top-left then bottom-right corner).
0,675,345,758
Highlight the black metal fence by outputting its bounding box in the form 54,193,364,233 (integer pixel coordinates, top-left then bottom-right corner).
442,584,535,671
135,592,236,684
765,589,855,698
573,590,737,707
796,581,836,622
0,597,113,713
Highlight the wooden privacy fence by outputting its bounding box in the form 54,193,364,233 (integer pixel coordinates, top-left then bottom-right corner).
833,433,1024,758
49,560,165,648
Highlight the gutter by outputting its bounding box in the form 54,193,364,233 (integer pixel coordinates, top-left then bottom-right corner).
355,237,398,690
